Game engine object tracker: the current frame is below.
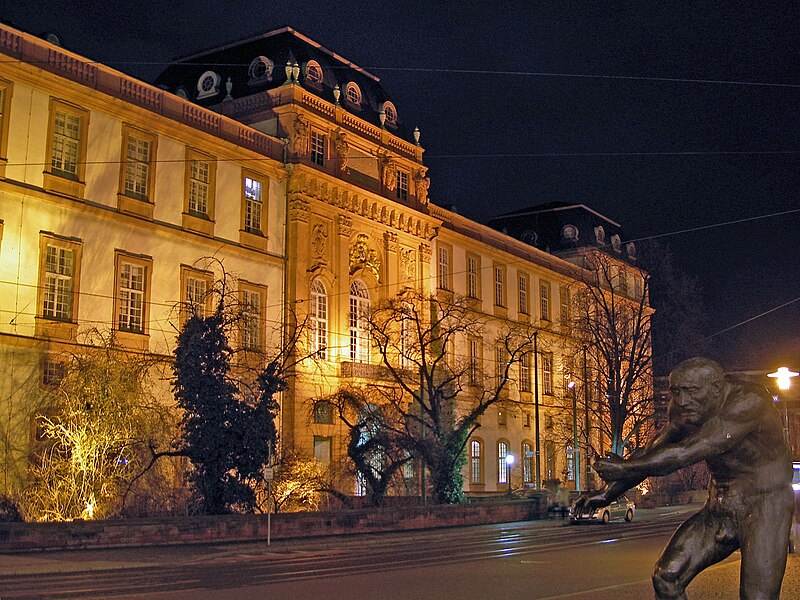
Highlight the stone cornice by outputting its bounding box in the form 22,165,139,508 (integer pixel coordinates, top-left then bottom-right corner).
288,166,440,240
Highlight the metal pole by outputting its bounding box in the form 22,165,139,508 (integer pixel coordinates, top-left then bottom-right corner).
582,345,591,489
267,478,271,546
533,331,541,488
572,387,580,491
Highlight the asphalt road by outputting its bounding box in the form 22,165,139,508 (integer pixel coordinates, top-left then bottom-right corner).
1,505,798,599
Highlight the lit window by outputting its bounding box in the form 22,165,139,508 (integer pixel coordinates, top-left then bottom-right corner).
518,274,529,315
540,280,551,321
498,441,509,484
42,244,74,321
305,61,323,84
51,109,82,179
437,246,451,291
349,280,370,363
310,130,326,166
244,176,263,234
181,267,213,322
495,346,506,387
520,352,531,392
310,279,328,359
345,82,362,106
494,266,505,307
467,255,480,298
542,354,553,395
470,439,482,484
117,260,146,333
396,170,409,201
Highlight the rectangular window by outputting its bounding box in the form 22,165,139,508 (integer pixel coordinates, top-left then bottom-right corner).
240,284,266,351
493,265,505,307
310,130,326,166
41,357,65,388
518,273,529,315
523,413,531,428
618,268,629,296
189,159,210,215
523,443,533,483
437,245,451,291
495,346,506,388
313,436,332,465
634,274,644,299
540,280,551,321
43,244,74,321
467,255,480,298
183,149,216,235
498,442,509,485
314,401,334,424
542,354,553,395
181,266,213,322
122,127,156,202
396,170,409,201
244,176,263,233
117,260,146,333
560,285,570,326
468,337,481,385
520,352,531,392
45,99,89,197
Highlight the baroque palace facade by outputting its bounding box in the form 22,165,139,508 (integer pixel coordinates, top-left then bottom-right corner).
0,23,648,499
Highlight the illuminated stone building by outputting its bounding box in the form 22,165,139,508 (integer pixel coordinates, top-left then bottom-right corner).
0,22,650,500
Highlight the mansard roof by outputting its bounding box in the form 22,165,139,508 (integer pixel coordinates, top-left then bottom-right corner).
154,26,409,139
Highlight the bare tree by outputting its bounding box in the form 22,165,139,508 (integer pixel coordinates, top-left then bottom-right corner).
358,291,534,504
571,251,654,459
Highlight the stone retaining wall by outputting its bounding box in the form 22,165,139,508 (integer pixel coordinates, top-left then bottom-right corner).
0,497,545,553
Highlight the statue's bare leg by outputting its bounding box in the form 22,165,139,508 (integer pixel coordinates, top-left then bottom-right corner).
737,489,793,599
652,508,738,600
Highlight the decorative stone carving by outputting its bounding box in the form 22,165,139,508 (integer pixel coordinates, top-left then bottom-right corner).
291,115,308,156
419,242,432,261
414,169,430,205
384,231,399,253
337,214,352,238
378,151,398,191
400,247,416,281
332,128,350,173
312,223,329,259
289,198,310,222
349,234,381,282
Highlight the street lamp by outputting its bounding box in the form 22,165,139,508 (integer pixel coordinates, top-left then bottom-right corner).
768,367,798,442
568,379,580,491
505,453,515,494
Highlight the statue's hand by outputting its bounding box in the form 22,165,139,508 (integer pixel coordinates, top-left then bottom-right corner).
594,455,627,481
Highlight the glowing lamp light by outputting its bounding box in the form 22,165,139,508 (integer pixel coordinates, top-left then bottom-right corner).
505,453,515,466
567,380,576,390
768,367,799,391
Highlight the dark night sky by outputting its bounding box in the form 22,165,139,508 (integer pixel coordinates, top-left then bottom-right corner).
5,1,800,371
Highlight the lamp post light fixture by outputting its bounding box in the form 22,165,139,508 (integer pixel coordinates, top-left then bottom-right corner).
505,453,515,494
768,367,798,443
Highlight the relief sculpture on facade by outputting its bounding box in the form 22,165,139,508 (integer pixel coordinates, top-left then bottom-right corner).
414,169,430,205
292,114,309,156
378,151,398,191
332,128,350,173
312,222,328,259
400,247,416,282
349,233,381,282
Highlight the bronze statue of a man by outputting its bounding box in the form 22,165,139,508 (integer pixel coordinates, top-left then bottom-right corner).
575,357,794,599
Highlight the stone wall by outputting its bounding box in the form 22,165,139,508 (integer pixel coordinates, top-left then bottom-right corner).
0,497,545,553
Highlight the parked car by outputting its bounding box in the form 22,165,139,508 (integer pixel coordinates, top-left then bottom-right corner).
569,495,636,524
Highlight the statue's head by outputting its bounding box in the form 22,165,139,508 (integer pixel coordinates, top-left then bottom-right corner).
668,357,725,426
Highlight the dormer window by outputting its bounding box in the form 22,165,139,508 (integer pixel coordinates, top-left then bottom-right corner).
383,101,397,126
197,71,220,99
561,224,579,241
248,56,273,84
305,61,323,84
345,82,362,107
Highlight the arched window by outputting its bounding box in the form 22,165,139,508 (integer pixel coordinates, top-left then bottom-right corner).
305,60,323,84
470,439,482,484
498,441,509,484
310,279,328,359
349,280,370,363
522,442,533,483
345,82,362,107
